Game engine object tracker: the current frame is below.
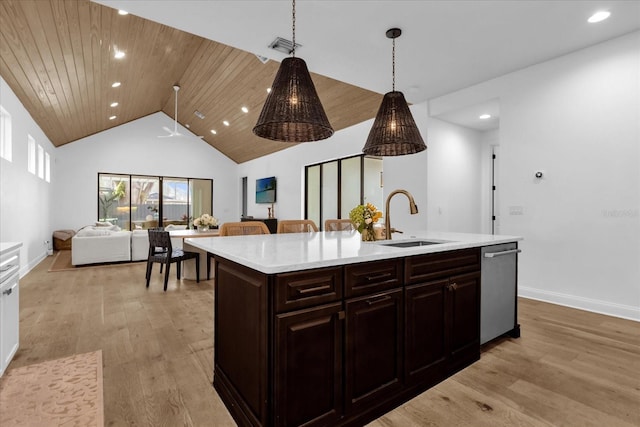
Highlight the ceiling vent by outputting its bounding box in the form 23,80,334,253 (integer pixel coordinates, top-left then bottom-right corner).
194,110,205,120
269,37,301,55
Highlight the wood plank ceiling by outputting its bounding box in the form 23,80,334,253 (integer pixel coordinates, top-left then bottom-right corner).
0,0,383,163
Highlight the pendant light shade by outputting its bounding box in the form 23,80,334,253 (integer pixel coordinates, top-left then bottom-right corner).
253,0,333,143
363,28,426,156
253,57,333,142
363,91,426,156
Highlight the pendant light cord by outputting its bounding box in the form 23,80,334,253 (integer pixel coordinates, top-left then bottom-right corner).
392,37,395,91
292,0,296,57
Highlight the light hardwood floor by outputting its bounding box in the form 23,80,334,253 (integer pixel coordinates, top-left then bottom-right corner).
9,254,639,426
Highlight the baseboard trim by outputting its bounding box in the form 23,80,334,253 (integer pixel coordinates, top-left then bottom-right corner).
21,251,49,278
519,286,640,322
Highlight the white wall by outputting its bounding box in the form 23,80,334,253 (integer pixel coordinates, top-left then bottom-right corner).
238,103,485,236
53,112,239,230
431,31,640,321
0,77,55,275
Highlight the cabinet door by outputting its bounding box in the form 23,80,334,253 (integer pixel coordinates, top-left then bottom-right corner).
0,276,19,376
214,260,269,426
448,271,481,371
405,279,448,387
275,302,343,427
345,289,403,415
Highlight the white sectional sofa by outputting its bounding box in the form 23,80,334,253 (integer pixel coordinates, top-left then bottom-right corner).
71,225,132,265
71,223,188,265
131,230,150,261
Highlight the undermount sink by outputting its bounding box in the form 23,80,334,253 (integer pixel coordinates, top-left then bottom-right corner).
376,239,449,248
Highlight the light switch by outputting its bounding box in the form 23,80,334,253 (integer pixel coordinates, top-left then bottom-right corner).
509,206,524,215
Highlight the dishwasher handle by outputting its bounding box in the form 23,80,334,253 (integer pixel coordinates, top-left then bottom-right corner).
483,249,521,258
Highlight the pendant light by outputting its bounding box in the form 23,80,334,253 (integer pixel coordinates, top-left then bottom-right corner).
363,28,426,156
253,0,333,142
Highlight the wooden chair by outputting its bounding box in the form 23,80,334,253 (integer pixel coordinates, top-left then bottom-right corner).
324,219,355,231
219,221,271,236
207,221,270,279
277,219,319,233
146,229,199,291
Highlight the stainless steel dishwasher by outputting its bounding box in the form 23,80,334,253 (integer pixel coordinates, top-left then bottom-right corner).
481,242,521,344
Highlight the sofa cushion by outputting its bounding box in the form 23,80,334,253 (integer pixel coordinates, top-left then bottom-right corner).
76,228,112,237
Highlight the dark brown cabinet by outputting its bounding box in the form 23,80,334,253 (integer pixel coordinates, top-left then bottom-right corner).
404,279,448,387
344,289,402,415
275,303,343,427
213,248,481,427
405,249,481,384
448,271,481,372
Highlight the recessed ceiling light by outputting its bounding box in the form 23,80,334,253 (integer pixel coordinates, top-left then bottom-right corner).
114,49,125,59
110,102,118,107
210,129,217,135
588,11,610,23
266,88,272,93
109,115,117,120
118,10,129,16
111,82,121,88
241,106,249,113
479,114,491,120
223,120,230,126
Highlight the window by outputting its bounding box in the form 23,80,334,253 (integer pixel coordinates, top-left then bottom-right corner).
0,106,11,162
37,144,44,179
27,135,36,174
98,173,213,230
305,155,384,229
45,152,51,182
99,174,130,223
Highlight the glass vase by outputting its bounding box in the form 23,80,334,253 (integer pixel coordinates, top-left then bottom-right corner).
361,227,376,242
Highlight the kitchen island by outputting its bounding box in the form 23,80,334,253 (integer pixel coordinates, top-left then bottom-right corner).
187,230,522,427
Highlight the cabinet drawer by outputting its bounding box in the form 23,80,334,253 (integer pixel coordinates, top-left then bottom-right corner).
344,258,402,299
275,267,342,313
405,248,480,284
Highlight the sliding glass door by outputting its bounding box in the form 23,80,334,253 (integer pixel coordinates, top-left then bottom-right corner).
98,173,212,230
190,178,212,221
305,155,383,230
98,174,130,225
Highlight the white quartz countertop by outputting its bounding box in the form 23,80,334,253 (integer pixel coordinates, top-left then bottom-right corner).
186,230,522,274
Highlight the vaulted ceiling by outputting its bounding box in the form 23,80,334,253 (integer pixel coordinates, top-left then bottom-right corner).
2,1,639,164
0,0,382,163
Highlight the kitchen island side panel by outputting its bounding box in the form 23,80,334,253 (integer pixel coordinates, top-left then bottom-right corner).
214,258,270,427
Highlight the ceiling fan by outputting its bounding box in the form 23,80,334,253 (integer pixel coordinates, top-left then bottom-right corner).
159,85,183,138
158,85,204,139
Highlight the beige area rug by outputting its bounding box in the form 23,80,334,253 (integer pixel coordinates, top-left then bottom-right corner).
0,350,104,426
48,250,142,272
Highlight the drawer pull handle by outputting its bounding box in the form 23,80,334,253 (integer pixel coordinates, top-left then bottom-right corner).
2,288,12,296
297,284,331,295
365,272,391,281
484,249,521,258
0,264,15,272
366,295,392,305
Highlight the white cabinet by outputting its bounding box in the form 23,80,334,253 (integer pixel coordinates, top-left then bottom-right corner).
0,242,21,377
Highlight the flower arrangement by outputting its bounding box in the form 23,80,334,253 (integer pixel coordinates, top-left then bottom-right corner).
349,203,383,241
193,213,218,230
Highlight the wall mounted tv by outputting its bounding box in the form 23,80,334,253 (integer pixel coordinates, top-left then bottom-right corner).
256,176,277,204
